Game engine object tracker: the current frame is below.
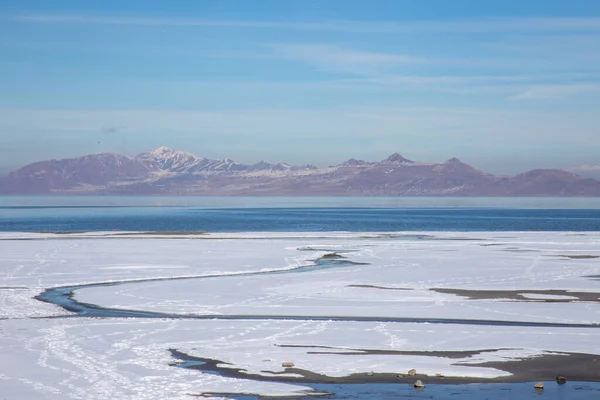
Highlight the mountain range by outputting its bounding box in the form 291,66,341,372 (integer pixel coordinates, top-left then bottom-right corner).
1,146,599,196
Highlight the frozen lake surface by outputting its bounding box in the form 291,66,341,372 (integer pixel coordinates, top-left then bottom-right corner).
1,230,600,399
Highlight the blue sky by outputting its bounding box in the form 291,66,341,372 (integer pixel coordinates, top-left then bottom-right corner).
1,0,600,175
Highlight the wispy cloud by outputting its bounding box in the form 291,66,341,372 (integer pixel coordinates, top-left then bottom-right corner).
509,83,600,100
11,14,600,33
13,14,336,30
270,44,426,76
353,72,600,85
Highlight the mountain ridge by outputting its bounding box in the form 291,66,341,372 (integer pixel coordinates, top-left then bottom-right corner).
1,147,599,196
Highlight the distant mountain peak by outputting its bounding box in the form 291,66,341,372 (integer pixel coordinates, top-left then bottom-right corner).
149,146,195,158
341,158,369,166
136,146,207,173
153,145,173,154
445,157,462,164
382,153,413,164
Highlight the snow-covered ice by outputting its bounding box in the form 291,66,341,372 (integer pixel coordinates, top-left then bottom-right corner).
0,318,317,399
73,233,600,324
1,231,600,399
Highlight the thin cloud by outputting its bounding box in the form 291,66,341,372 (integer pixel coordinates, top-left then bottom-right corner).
509,83,600,100
270,44,426,76
11,14,600,33
14,14,336,30
356,73,600,85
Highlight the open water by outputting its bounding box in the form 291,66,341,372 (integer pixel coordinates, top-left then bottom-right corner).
2,196,600,232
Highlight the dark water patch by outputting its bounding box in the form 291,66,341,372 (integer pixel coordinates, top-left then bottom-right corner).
276,344,507,359
558,255,600,259
5,207,600,232
0,205,155,210
204,382,600,400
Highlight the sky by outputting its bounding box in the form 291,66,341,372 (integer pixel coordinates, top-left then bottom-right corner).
1,0,600,176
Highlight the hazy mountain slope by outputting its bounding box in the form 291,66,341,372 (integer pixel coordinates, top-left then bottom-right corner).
1,147,599,196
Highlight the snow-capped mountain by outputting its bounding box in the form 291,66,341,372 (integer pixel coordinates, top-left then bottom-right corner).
381,153,414,164
340,158,371,167
1,146,599,196
135,146,209,173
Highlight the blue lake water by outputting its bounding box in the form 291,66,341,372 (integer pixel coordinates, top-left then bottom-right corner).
310,381,600,399
1,196,600,232
227,381,600,400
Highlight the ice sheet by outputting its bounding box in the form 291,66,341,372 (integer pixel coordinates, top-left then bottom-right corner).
0,237,316,318
2,317,600,399
0,318,317,399
2,231,600,399
71,234,600,324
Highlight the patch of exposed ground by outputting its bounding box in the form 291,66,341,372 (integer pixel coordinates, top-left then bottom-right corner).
276,344,506,359
431,288,600,303
558,255,600,259
319,253,345,260
347,285,600,303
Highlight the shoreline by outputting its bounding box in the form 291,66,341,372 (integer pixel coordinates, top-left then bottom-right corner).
170,349,600,386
